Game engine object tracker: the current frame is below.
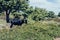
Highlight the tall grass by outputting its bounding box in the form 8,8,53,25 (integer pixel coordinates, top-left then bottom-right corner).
0,21,60,40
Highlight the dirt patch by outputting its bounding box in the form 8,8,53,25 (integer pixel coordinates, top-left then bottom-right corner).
0,23,10,29
54,38,60,40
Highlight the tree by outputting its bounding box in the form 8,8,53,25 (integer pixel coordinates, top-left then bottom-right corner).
58,12,60,17
0,0,29,23
30,7,48,21
25,6,34,14
47,11,55,18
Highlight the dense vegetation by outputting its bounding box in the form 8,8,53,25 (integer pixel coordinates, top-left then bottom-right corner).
0,21,60,40
0,0,60,40
0,0,29,23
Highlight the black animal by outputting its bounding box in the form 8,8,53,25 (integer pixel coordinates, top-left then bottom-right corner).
10,16,27,28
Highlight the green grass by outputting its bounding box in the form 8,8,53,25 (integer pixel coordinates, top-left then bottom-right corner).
0,19,6,24
0,21,60,40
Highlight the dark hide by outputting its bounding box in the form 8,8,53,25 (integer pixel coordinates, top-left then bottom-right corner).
10,18,27,28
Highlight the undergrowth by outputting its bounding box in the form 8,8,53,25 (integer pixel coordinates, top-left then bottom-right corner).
0,21,60,40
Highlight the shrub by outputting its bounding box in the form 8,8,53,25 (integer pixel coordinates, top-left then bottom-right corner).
0,21,60,40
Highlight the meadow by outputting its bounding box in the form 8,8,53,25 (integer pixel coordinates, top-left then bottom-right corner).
0,0,60,40
0,17,60,40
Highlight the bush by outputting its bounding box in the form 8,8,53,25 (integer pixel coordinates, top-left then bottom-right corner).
0,21,60,40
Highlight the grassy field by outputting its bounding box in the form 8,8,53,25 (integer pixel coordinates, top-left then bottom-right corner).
0,18,60,40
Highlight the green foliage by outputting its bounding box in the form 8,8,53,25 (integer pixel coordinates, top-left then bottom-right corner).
12,12,22,17
0,0,29,23
58,12,60,17
28,7,48,21
0,0,59,40
0,21,60,40
25,6,34,14
47,11,55,18
0,0,29,12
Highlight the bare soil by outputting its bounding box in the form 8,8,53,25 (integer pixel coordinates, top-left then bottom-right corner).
54,38,60,40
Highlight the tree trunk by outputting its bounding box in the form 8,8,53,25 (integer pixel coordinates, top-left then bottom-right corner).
6,10,10,23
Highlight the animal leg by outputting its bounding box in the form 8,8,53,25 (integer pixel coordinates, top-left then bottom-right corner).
10,24,13,28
